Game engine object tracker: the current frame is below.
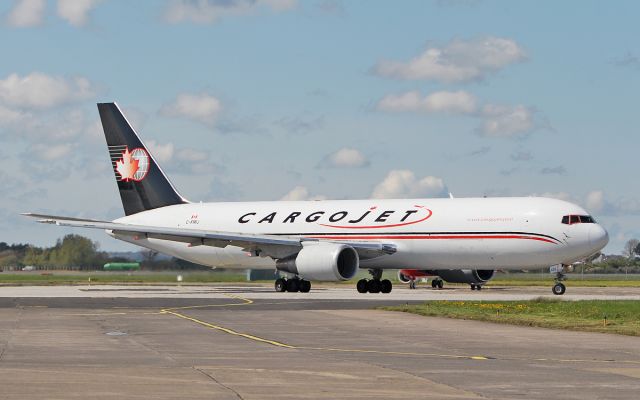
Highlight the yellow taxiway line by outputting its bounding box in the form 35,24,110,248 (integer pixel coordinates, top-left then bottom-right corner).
160,294,490,360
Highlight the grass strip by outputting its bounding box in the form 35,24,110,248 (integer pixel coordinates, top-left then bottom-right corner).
382,299,640,336
0,272,251,285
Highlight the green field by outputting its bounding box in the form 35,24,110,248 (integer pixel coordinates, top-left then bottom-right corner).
383,299,640,336
0,271,250,285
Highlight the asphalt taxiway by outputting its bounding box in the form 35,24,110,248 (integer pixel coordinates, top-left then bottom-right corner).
0,285,639,399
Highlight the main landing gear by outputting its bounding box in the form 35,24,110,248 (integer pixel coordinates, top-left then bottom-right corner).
431,278,444,289
357,269,392,294
470,283,483,291
275,277,311,293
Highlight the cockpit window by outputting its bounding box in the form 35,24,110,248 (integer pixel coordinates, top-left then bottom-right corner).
562,215,596,225
579,215,595,223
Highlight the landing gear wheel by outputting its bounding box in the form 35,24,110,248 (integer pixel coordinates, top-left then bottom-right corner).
470,284,476,291
476,285,482,291
356,279,368,293
436,279,444,289
431,280,437,289
286,279,300,293
380,279,392,293
275,278,287,292
552,282,566,295
367,279,381,294
299,280,311,293
409,280,416,290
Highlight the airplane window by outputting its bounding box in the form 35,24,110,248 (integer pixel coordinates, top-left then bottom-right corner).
579,215,595,223
563,215,596,225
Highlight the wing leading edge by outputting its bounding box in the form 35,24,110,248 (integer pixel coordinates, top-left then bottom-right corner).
22,213,396,260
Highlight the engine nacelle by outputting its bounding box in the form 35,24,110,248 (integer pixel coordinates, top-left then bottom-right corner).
276,242,359,281
434,269,495,284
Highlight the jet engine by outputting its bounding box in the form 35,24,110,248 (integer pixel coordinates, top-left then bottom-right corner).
276,242,359,281
434,269,495,284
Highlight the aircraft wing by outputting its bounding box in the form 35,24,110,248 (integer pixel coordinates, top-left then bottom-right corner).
22,214,396,260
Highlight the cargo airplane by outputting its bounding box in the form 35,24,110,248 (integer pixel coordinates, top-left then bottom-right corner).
24,103,609,295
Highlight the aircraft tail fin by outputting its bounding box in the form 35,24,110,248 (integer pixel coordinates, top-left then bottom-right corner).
97,102,188,216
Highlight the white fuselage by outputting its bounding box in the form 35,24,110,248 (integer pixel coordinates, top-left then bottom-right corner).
112,197,608,271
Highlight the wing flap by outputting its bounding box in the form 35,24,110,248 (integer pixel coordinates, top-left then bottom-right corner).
22,213,396,260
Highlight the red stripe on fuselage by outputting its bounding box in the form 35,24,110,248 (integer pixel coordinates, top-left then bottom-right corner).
306,234,557,244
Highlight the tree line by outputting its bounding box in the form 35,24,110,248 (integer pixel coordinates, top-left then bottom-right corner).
0,234,206,271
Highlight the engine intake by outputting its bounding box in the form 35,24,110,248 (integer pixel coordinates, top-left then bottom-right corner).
276,242,359,281
434,269,495,284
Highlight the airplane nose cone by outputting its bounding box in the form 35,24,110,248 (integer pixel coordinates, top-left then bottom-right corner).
589,224,609,250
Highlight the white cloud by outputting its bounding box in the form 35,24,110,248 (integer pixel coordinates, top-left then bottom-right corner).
30,142,74,161
280,186,327,201
533,190,640,218
274,114,324,134
143,141,220,175
56,0,101,26
160,93,222,126
377,90,476,114
319,147,369,168
377,90,541,137
0,104,27,125
511,151,532,161
374,36,526,83
146,140,175,163
585,190,605,213
479,104,535,137
164,0,297,24
0,72,96,109
175,148,221,174
540,165,566,175
371,170,448,199
176,147,208,162
0,107,99,144
6,0,46,27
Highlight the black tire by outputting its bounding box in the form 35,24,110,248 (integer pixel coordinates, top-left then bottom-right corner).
380,279,392,293
287,279,300,292
275,278,287,292
470,284,476,291
356,279,368,293
552,283,566,295
299,280,311,293
437,279,444,289
367,279,381,294
476,285,483,291
431,280,437,289
409,280,416,290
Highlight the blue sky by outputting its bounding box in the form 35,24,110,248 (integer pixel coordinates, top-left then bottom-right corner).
0,0,638,253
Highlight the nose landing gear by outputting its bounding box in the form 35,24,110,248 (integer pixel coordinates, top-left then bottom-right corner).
552,282,566,295
551,265,568,295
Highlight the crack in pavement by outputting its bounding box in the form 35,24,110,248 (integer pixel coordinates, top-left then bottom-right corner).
194,367,244,400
